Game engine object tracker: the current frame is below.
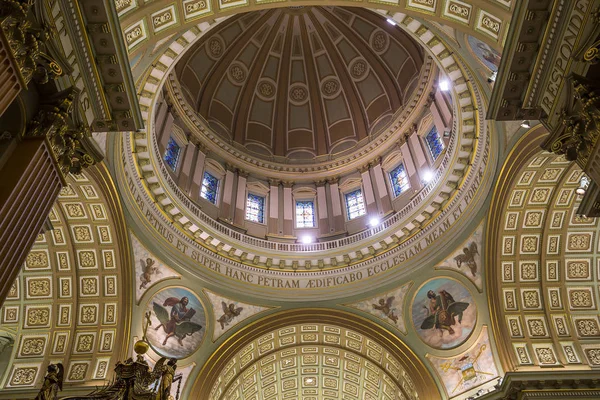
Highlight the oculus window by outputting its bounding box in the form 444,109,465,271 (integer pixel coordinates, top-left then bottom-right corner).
200,172,219,204
389,163,411,197
164,137,181,171
296,201,316,228
425,126,444,160
345,189,366,220
246,193,265,224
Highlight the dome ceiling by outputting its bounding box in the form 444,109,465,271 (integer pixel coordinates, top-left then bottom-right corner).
175,6,424,161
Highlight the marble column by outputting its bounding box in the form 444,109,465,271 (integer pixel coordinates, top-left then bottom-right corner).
177,141,197,193
370,159,392,214
359,164,378,215
0,33,23,117
220,164,236,222
316,181,329,235
400,139,421,191
328,178,344,232
159,110,174,151
268,179,279,235
0,138,62,305
234,170,248,226
282,182,294,236
189,143,207,202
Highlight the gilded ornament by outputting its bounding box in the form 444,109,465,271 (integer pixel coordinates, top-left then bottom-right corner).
535,348,556,364
11,366,37,386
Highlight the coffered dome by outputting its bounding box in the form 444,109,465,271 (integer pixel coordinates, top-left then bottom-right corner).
175,6,425,162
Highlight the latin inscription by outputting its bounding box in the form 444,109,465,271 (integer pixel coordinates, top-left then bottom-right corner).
122,119,490,289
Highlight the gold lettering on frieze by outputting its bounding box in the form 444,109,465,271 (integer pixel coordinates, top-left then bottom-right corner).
541,0,590,113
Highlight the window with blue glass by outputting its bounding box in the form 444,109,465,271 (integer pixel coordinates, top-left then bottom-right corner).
164,137,181,171
246,193,265,223
425,126,444,160
296,200,316,228
389,163,410,197
200,172,219,204
345,189,366,220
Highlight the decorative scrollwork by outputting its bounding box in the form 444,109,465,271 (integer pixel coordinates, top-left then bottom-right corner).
0,0,62,85
545,74,600,169
26,88,96,175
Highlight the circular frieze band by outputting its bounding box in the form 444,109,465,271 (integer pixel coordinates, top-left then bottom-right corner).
117,11,493,298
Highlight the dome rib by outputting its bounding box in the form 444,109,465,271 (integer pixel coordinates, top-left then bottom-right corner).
231,11,286,147
176,6,425,162
197,11,272,119
320,7,403,112
306,9,368,143
299,13,328,155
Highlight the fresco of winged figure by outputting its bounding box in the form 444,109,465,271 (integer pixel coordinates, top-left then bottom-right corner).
153,297,202,346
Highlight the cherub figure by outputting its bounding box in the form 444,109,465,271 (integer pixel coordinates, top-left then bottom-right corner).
139,257,160,289
217,302,243,330
454,242,479,276
35,363,63,400
372,297,398,324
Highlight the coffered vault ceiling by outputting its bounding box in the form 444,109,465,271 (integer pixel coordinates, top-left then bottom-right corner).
0,166,131,391
7,0,600,399
489,151,600,370
174,6,424,161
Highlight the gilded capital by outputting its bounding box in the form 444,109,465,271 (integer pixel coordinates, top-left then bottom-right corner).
268,178,280,187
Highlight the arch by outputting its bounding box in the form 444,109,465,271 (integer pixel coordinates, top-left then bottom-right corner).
0,163,133,390
487,124,600,371
192,309,440,399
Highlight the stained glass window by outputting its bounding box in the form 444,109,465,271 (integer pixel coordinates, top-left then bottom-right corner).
389,163,410,197
425,126,444,161
345,189,366,220
164,137,181,171
200,172,219,204
296,201,315,228
246,193,265,223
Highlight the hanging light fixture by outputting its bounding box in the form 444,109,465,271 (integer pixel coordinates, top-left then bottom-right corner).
520,120,531,129
576,174,590,196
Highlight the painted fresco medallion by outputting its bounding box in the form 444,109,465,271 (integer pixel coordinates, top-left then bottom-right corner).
466,35,501,71
146,287,206,358
411,278,477,349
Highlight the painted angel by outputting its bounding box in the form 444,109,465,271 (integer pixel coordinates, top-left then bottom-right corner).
139,257,160,289
454,242,479,276
35,363,63,400
372,297,398,324
153,297,202,346
217,302,243,329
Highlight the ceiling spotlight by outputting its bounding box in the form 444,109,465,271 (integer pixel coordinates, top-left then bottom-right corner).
439,80,450,92
386,18,396,25
422,170,434,183
576,175,590,196
520,120,531,129
487,71,497,83
301,235,313,244
369,216,381,227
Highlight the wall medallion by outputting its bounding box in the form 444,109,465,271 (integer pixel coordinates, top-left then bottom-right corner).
145,287,206,358
411,278,477,349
